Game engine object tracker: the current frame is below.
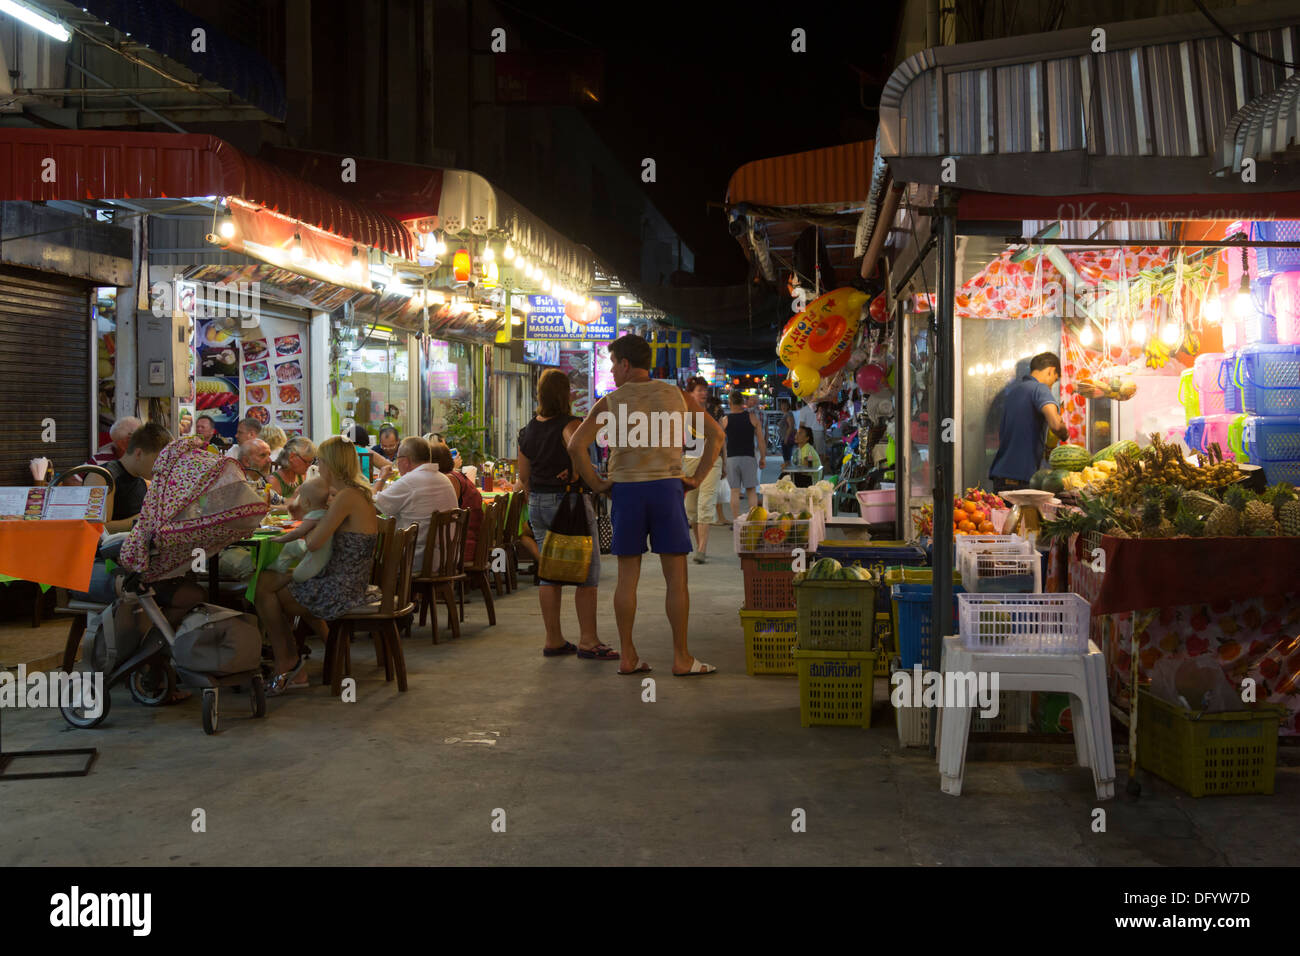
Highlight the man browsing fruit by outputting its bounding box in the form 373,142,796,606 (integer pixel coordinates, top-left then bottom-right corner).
989,351,1069,494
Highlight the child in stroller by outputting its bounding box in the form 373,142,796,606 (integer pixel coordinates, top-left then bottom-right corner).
63,436,272,734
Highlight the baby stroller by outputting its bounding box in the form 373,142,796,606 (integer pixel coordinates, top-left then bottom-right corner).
60,437,270,734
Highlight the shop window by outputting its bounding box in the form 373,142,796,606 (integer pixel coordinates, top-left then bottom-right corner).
334,326,410,442
419,337,474,440
94,288,118,448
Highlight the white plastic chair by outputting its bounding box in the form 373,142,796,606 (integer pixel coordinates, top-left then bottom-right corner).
935,635,1115,800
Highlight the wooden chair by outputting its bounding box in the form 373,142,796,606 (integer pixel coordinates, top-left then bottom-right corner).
411,508,468,643
459,498,498,626
500,490,527,592
321,520,418,695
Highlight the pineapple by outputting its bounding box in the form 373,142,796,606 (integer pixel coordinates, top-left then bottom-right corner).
1141,499,1174,538
1205,485,1245,537
1181,488,1221,518
1244,499,1279,536
1172,502,1204,537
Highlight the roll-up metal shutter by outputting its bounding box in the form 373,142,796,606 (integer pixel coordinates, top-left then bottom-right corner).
0,266,91,484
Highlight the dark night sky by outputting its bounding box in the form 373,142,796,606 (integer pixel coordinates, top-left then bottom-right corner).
504,0,902,284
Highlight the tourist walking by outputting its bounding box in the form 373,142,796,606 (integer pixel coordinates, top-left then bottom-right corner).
681,376,722,563
723,389,766,520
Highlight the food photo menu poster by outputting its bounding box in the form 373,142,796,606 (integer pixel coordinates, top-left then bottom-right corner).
241,319,307,438
196,318,241,443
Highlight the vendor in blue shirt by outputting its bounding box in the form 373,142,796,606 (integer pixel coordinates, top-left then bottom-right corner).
988,351,1070,493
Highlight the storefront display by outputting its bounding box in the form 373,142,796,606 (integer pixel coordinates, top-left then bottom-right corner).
334,325,410,439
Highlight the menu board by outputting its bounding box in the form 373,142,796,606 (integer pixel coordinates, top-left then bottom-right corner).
242,326,307,437
0,486,108,521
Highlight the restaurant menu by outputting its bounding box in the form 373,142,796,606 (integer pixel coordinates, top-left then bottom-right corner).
242,327,306,437
0,486,109,521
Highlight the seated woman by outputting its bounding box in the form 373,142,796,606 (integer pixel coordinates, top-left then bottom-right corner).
430,441,481,568
267,436,316,499
253,437,379,695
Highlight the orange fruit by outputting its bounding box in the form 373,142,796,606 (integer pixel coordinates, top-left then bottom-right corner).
962,501,979,515
958,519,976,532
978,521,994,533
970,508,986,523
953,508,967,524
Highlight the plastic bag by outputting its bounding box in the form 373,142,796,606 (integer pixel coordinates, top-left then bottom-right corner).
1148,655,1241,713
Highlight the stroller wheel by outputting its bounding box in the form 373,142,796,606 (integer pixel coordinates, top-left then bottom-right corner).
60,676,111,729
250,675,267,718
128,659,177,707
201,688,220,735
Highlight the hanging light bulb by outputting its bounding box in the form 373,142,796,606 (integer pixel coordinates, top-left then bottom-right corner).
433,234,447,256
1078,323,1095,347
1161,322,1181,346
1131,321,1147,344
483,244,496,262
1203,296,1223,324
349,245,363,277
542,276,552,292
218,215,236,240
503,243,515,261
1232,247,1254,320
290,233,304,261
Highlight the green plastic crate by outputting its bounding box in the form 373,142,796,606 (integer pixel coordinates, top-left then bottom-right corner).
1137,689,1283,797
794,579,878,651
738,609,798,676
794,648,875,727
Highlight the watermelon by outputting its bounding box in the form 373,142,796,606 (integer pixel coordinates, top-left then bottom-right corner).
1049,444,1090,471
1091,440,1139,463
1040,469,1070,494
1029,469,1052,490
806,557,842,581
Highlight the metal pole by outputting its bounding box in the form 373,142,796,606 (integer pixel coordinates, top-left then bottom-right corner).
930,192,957,750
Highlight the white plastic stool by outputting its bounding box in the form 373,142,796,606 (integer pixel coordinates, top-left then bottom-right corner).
936,635,1115,800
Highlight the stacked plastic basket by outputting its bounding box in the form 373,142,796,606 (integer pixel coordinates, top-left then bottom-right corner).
737,550,801,677
793,541,925,728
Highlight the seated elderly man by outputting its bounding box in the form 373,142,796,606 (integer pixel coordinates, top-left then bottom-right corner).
373,435,457,573
225,416,265,459
238,438,281,502
90,416,141,468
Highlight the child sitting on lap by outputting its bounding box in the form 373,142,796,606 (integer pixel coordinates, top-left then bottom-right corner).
270,478,333,582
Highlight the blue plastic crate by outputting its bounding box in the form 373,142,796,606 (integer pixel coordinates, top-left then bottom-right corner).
1261,460,1300,486
1185,417,1206,451
1252,222,1300,277
1219,355,1243,413
892,582,964,670
1243,416,1300,462
1238,344,1300,415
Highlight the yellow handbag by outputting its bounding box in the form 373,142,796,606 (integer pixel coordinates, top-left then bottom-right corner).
538,489,593,584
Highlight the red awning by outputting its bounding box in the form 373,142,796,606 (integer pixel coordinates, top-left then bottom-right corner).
0,130,414,259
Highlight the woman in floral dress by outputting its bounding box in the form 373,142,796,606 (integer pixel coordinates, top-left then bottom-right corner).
255,436,379,694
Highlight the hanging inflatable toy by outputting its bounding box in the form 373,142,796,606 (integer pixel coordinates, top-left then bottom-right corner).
777,287,869,399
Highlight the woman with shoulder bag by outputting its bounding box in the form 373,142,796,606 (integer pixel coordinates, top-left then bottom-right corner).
517,369,616,661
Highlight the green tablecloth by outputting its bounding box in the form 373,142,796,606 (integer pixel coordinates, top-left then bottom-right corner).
242,529,286,603
0,575,50,592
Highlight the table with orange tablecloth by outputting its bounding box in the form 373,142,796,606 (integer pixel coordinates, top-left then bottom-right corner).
0,520,103,592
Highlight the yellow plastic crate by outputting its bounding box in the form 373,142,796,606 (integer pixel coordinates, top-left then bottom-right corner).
793,648,875,727
738,609,798,676
1137,689,1283,797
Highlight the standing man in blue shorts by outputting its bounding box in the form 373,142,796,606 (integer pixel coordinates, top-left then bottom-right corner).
569,334,725,677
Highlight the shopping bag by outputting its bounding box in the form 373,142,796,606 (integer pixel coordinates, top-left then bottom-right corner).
538,489,593,584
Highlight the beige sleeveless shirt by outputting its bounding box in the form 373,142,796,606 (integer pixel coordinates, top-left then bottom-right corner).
602,379,688,483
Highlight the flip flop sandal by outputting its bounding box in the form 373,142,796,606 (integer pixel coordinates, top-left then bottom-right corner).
542,641,578,657
577,643,620,660
673,660,717,676
617,661,652,675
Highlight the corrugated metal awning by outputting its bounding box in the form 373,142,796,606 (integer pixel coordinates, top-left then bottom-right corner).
0,130,414,259
726,141,874,207
877,0,1300,195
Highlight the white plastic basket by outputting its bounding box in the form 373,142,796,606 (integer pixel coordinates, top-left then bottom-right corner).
958,593,1090,655
895,696,930,747
958,549,1042,594
732,514,824,554
955,534,1032,558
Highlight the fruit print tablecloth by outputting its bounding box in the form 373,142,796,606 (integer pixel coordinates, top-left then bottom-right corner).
1057,542,1300,736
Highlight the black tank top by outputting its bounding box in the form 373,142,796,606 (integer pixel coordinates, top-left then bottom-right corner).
518,415,586,492
726,410,756,458
104,458,147,521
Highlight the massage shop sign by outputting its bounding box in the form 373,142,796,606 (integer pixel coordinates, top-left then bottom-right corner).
525,295,617,341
